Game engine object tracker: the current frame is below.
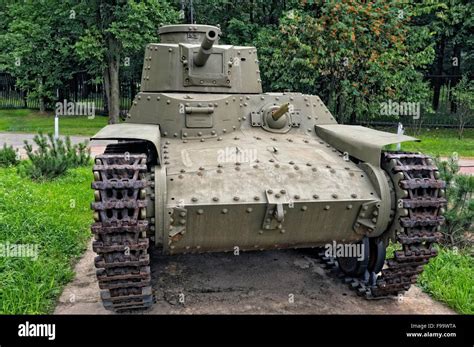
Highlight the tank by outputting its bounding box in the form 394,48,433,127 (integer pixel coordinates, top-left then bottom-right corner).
90,24,446,312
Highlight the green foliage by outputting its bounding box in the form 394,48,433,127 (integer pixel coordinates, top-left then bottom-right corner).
0,0,84,111
254,2,436,123
20,133,91,180
0,167,92,313
435,155,473,248
0,143,19,167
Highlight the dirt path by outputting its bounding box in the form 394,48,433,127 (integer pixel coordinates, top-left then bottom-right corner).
55,241,454,314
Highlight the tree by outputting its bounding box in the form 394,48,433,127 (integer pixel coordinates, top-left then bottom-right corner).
451,75,474,139
254,1,437,124
74,0,179,123
0,0,83,113
425,0,474,111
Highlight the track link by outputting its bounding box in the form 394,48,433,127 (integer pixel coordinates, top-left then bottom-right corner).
316,151,446,299
91,152,153,312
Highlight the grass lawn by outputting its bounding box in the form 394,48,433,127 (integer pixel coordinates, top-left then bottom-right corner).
0,109,108,136
0,166,92,314
419,248,474,314
379,127,474,157
386,243,473,314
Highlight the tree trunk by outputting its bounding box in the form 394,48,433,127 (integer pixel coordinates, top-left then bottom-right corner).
104,36,120,124
38,77,46,113
432,37,445,111
450,44,461,113
108,59,120,124
39,97,45,113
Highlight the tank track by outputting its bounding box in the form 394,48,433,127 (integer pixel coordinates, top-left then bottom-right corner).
316,151,446,299
91,152,153,312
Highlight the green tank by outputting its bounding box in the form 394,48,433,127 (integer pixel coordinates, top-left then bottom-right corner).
91,24,446,312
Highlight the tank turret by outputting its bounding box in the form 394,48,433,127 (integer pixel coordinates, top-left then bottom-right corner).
140,24,262,93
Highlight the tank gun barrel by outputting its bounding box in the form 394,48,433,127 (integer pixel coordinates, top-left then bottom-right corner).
194,29,218,67
272,103,290,121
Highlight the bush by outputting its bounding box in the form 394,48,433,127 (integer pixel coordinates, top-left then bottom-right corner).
0,144,19,167
20,133,91,180
435,155,473,248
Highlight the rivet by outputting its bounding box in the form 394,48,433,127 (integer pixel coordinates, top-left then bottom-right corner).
213,197,219,202
346,205,353,210
301,206,307,211
268,189,273,194
275,193,281,198
254,196,260,201
294,166,299,170
191,197,198,202
294,195,300,200
332,194,338,199
313,194,319,199
324,205,330,210
362,205,369,211
221,208,228,214
246,208,253,213
233,196,240,201
312,168,317,172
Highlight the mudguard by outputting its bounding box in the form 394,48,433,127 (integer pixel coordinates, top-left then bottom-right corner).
315,124,419,166
91,123,161,161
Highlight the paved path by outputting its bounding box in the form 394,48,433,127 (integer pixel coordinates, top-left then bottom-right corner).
0,132,113,159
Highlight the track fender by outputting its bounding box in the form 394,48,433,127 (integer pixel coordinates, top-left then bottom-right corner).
91,123,161,162
315,124,419,166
